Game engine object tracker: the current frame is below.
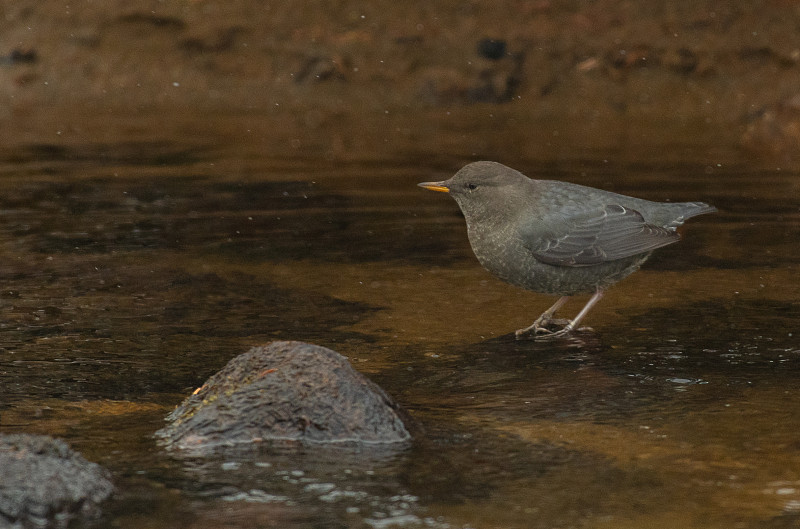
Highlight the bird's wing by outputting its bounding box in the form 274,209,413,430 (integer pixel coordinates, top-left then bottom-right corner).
522,204,680,267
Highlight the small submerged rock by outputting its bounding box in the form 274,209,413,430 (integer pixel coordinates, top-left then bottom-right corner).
0,434,113,529
156,341,410,450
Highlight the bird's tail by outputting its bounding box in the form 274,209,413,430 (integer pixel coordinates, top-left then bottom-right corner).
667,201,717,228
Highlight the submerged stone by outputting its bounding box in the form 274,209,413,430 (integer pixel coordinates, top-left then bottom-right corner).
156,341,410,450
0,434,113,529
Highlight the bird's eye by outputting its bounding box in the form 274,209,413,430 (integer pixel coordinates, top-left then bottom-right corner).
466,183,477,190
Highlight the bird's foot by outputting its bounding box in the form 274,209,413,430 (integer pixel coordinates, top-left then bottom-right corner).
515,320,592,339
514,317,569,337
515,322,571,338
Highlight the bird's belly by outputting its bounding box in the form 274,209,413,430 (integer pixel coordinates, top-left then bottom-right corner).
469,234,649,296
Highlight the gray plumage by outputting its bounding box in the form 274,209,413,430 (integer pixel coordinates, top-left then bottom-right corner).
419,161,716,337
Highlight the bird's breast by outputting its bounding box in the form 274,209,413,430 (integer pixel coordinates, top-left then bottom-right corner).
466,222,536,286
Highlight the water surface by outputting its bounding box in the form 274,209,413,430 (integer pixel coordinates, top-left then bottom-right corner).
0,145,798,529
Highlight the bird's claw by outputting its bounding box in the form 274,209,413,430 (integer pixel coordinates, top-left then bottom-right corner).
515,317,568,336
515,323,572,338
515,322,593,339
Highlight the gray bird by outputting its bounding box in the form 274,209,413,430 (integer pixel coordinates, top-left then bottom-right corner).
419,161,716,337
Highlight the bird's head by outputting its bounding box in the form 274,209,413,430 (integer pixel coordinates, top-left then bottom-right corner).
418,161,533,222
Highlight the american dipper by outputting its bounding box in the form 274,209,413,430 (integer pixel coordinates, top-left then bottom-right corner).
419,161,716,337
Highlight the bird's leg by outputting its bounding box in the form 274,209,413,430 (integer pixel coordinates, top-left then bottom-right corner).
545,289,605,337
515,296,570,337
516,289,606,338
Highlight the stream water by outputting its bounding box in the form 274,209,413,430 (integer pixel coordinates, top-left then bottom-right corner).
0,143,797,529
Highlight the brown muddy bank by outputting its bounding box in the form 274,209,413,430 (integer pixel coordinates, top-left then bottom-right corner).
1,1,799,167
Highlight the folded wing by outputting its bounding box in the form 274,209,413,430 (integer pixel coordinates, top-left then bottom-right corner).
524,204,680,267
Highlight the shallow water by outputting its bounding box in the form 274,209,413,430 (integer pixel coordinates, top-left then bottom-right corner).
0,145,798,529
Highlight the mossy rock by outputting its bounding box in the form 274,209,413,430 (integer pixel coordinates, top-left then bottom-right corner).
156,341,410,450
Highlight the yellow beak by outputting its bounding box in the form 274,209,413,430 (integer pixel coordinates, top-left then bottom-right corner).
417,181,450,193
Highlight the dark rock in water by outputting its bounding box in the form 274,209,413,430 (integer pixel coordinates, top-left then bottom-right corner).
477,38,507,60
294,54,350,83
0,434,113,529
156,341,410,450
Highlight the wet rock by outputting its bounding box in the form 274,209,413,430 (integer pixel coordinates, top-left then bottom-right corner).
156,341,410,450
0,434,113,529
476,38,507,60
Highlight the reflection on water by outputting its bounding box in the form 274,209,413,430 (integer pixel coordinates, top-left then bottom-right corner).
0,145,799,528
